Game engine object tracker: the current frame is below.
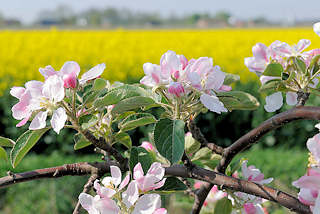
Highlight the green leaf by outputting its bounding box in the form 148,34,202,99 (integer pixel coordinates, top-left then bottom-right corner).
112,96,156,115
294,57,307,74
0,136,15,147
154,119,185,164
191,147,211,161
309,54,320,75
93,84,147,108
223,73,240,85
93,78,107,91
79,115,99,130
0,146,7,161
214,198,232,214
129,147,152,174
119,113,157,132
74,133,92,150
217,91,260,110
156,177,187,193
10,128,49,168
114,132,132,149
258,79,286,94
185,134,200,155
263,63,283,77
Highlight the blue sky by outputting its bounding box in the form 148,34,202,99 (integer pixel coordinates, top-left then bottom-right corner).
2,0,320,24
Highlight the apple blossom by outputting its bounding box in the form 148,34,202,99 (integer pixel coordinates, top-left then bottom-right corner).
314,22,320,37
272,39,311,58
11,75,68,134
79,163,167,214
39,61,106,88
133,162,166,192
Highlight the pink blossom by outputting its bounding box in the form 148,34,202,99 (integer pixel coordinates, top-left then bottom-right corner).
264,92,297,113
133,162,166,192
168,82,185,97
140,141,154,151
39,61,105,87
79,193,120,214
241,160,273,185
306,133,320,166
243,203,265,214
303,49,320,67
140,50,188,87
272,39,311,57
11,75,67,134
292,168,320,211
314,22,320,37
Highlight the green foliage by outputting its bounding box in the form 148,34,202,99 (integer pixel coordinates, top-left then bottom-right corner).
114,132,132,149
0,136,15,147
0,146,7,161
118,113,157,132
10,128,49,168
154,119,185,164
156,177,187,193
73,133,91,150
217,91,260,110
93,84,148,108
111,96,156,115
213,198,232,214
263,62,283,77
223,73,240,85
129,147,152,174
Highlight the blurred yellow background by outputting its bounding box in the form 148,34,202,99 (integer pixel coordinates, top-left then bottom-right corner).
1,28,319,93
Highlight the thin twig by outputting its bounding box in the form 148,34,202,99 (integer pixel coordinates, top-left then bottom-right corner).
188,120,224,155
73,173,100,214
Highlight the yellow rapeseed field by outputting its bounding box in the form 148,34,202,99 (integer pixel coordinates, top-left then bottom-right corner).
0,28,320,93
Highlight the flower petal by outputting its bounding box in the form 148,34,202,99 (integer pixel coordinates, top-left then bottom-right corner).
119,174,130,191
295,39,311,53
39,65,56,79
78,193,94,212
133,163,144,180
147,162,165,180
94,196,120,214
60,61,80,76
153,208,167,214
110,166,122,186
314,22,320,37
132,194,161,214
79,63,106,85
286,92,298,106
42,75,65,103
10,87,26,99
264,92,283,112
51,107,67,134
29,111,48,130
205,65,225,90
200,94,228,114
122,181,139,209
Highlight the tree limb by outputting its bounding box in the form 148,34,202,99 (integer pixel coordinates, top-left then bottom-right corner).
0,162,311,213
217,106,320,173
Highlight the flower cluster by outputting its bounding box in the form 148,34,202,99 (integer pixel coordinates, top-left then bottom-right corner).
140,50,232,114
244,39,318,112
292,124,320,213
79,162,167,214
11,61,105,133
193,182,227,207
230,160,272,214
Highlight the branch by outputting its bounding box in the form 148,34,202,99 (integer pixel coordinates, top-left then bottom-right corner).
73,174,100,214
82,130,128,169
188,120,224,155
0,161,117,188
217,106,320,173
192,182,213,213
0,162,311,213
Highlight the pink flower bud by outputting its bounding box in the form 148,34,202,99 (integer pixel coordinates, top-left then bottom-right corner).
63,71,77,88
140,141,154,151
194,181,203,189
168,82,185,97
